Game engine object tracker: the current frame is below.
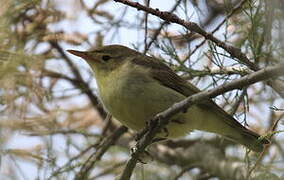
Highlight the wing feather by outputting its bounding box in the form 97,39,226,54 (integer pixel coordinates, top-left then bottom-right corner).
132,55,269,144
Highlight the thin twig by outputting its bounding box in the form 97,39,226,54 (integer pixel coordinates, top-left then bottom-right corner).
143,0,150,54
49,41,107,118
189,0,249,58
144,0,182,53
113,0,258,70
90,161,126,179
75,126,128,180
247,112,284,178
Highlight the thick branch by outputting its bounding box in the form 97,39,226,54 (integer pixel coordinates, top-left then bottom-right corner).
119,63,284,180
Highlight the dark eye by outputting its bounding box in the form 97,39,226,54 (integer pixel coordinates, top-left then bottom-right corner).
102,55,111,61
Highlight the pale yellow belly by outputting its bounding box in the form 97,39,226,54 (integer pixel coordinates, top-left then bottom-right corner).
99,78,198,138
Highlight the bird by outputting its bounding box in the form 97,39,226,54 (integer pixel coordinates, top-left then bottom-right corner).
67,45,269,152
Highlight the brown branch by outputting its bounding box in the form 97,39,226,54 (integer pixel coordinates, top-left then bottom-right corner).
90,160,126,179
113,0,258,70
26,129,101,137
49,41,107,118
50,143,99,178
181,66,252,78
43,69,80,84
144,0,182,53
189,0,249,58
119,63,284,180
75,126,128,180
228,88,247,116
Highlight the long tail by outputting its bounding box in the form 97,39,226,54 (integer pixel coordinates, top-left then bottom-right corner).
224,127,269,152
194,104,270,152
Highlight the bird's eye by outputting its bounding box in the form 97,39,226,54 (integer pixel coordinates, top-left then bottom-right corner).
102,55,111,62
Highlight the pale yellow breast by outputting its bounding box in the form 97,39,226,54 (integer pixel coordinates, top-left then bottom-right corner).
95,62,194,137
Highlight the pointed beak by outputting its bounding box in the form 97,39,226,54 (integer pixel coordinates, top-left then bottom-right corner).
67,50,89,59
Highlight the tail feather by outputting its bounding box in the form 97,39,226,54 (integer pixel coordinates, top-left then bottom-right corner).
196,102,270,152
226,128,269,152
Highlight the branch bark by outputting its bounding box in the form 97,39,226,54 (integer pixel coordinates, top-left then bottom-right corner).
113,0,257,69
119,63,284,180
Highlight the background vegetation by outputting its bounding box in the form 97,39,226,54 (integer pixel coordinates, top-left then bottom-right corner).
0,0,283,179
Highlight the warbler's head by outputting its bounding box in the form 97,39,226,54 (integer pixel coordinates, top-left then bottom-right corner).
67,45,139,74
